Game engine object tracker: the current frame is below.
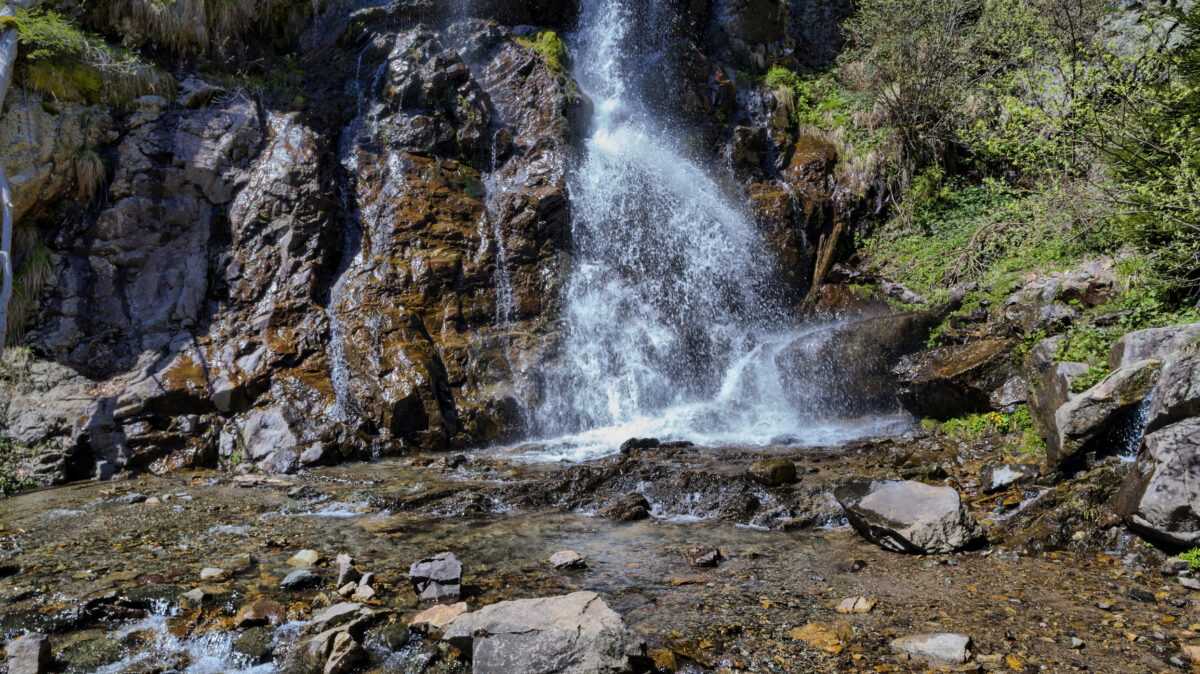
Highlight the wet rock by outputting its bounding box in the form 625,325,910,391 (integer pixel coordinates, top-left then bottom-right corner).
324,631,365,674
893,338,1014,420
442,591,646,674
281,569,319,589
307,603,373,635
178,588,208,609
409,602,469,638
59,636,121,672
619,438,660,453
409,552,462,602
1049,358,1161,470
685,547,723,568
1162,557,1191,576
649,647,678,673
1126,586,1157,603
890,633,971,664
1144,337,1200,435
980,462,1040,494
235,598,286,627
600,493,652,521
748,458,797,486
199,567,226,581
233,626,274,662
550,550,586,569
1004,302,1077,335
5,632,50,674
1108,321,1200,370
378,622,411,651
261,449,300,475
835,480,982,554
1118,417,1200,547
1029,362,1090,440
288,549,321,567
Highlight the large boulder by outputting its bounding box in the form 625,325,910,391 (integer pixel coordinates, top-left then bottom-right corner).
442,591,646,674
1028,362,1090,441
1144,338,1200,435
893,338,1013,420
1048,359,1161,470
1108,322,1200,370
834,480,982,554
1118,417,1200,547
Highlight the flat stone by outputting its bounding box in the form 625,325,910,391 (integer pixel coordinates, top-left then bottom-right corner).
442,592,645,674
409,602,469,638
199,567,226,580
280,569,319,589
835,596,876,614
308,602,371,634
890,633,971,664
980,462,1039,494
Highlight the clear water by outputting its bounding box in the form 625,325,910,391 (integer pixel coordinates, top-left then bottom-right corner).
519,0,901,460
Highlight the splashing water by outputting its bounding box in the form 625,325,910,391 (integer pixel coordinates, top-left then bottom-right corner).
517,0,906,461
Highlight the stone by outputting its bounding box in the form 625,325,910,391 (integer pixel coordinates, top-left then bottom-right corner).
242,408,300,462
351,584,376,602
442,591,645,674
979,462,1039,494
550,550,586,569
281,569,319,589
685,547,723,568
600,493,652,521
232,626,274,662
1126,586,1157,603
178,588,208,608
1118,418,1200,546
324,631,365,674
1028,362,1089,443
790,621,852,655
834,559,867,573
288,549,321,567
308,602,373,634
619,437,660,453
5,632,51,674
748,458,797,486
1144,337,1200,435
649,647,678,672
835,597,876,614
261,449,300,475
1108,322,1200,370
1049,358,1161,469
1162,557,1191,576
409,552,462,602
409,602,469,638
834,480,982,554
336,553,361,587
1181,577,1200,591
199,567,226,580
235,598,286,627
379,622,411,651
893,338,1013,420
889,633,971,664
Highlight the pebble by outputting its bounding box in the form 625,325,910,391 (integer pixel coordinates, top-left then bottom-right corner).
686,547,722,568
1180,577,1200,591
287,549,320,567
1096,601,1114,610
178,588,208,608
1069,636,1085,649
835,596,877,614
199,567,226,581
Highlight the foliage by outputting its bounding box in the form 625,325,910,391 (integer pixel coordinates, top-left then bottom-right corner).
0,438,35,497
9,8,173,108
516,30,567,73
1181,547,1200,571
925,406,1043,455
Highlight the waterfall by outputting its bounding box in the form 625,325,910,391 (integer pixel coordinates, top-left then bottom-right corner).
523,0,872,460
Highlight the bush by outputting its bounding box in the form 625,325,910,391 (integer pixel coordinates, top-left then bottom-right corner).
516,30,567,73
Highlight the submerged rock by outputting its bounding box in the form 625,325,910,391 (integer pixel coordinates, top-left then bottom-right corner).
890,633,971,663
685,547,723,568
281,569,319,589
550,550,586,569
980,462,1039,494
748,458,797,486
409,552,462,602
1118,417,1200,547
442,591,645,674
835,480,981,554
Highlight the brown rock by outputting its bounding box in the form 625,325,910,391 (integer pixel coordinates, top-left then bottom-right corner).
235,598,286,628
409,602,469,638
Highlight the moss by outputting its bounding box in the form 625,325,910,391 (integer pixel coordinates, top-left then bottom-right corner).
516,30,567,73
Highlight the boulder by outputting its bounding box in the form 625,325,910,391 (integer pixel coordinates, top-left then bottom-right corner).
1108,322,1200,370
5,632,51,674
1118,418,1200,547
409,552,462,602
1028,362,1089,441
748,458,797,486
893,338,1013,420
890,633,971,664
1144,338,1200,435
442,591,646,674
834,480,982,554
1049,358,1161,470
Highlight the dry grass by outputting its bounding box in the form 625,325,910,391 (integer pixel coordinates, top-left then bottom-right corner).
71,147,106,200
5,229,54,345
104,0,282,56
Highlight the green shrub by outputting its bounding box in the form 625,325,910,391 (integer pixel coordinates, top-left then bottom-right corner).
1181,547,1200,571
516,30,567,73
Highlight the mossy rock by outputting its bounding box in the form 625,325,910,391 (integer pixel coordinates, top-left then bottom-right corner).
60,636,121,672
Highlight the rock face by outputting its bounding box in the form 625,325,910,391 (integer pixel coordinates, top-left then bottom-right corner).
893,338,1013,420
1144,338,1200,435
1029,362,1090,441
1108,322,1200,370
1048,359,1161,470
1118,418,1200,547
442,591,646,674
835,480,982,554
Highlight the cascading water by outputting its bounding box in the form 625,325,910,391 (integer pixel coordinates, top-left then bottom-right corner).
519,0,905,461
